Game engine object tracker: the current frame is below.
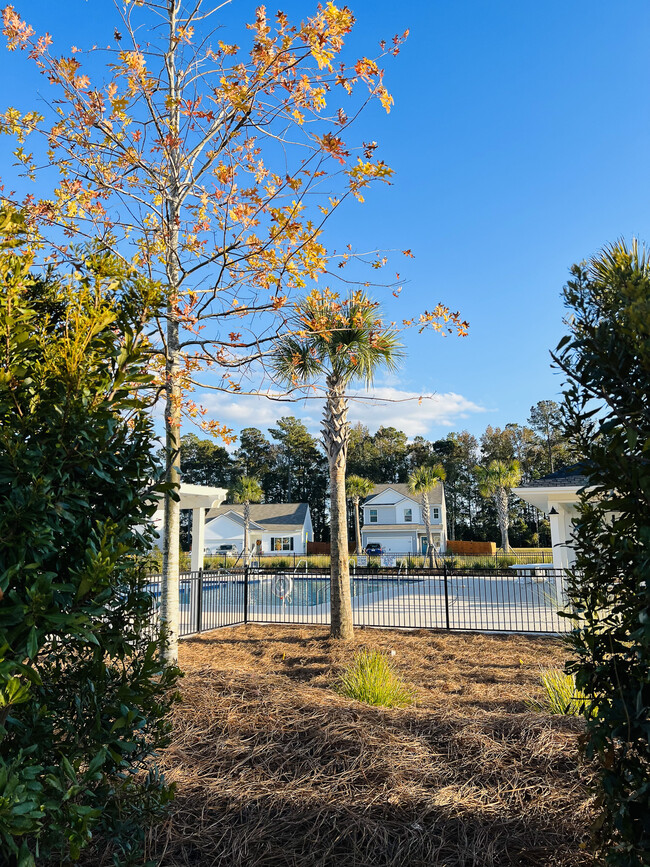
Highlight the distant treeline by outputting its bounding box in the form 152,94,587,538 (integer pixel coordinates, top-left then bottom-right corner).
179,399,577,546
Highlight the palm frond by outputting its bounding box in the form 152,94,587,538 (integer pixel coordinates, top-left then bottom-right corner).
407,463,446,496
474,460,521,496
273,290,403,388
228,475,263,504
273,335,323,386
346,474,375,499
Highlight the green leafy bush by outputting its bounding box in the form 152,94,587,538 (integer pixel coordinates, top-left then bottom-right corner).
554,241,650,866
337,650,415,708
0,212,179,866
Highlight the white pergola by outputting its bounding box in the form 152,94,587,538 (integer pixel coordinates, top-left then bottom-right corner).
513,483,584,570
152,483,228,571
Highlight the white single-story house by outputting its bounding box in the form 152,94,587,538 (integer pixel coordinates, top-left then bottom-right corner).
203,503,313,556
360,483,448,554
513,464,591,569
152,482,228,571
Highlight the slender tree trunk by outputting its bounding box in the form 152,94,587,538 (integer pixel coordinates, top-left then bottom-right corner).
161,326,181,662
422,493,434,568
323,377,353,639
495,488,510,551
160,3,182,663
353,496,362,555
243,500,250,567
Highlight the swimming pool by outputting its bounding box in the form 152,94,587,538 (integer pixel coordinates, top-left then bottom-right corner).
248,575,414,609
146,569,569,635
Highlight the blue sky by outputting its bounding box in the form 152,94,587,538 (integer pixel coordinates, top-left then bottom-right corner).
3,0,650,442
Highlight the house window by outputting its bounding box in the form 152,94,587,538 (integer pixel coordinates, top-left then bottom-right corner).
369,509,378,523
431,506,440,522
404,508,412,523
271,536,294,551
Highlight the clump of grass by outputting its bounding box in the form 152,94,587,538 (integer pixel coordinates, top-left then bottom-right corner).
337,649,415,708
529,667,592,716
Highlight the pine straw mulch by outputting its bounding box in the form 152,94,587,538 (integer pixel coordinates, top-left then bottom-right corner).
146,625,596,867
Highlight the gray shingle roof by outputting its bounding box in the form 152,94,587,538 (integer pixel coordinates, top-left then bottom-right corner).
205,502,309,533
520,463,592,489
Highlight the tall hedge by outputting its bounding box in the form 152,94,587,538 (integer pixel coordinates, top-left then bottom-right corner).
0,211,179,866
554,241,650,866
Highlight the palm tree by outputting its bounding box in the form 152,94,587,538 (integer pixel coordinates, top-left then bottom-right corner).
474,459,521,552
407,464,446,567
228,476,263,567
346,475,375,555
274,289,402,639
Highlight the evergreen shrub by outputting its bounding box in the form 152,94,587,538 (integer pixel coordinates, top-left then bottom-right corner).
0,212,179,865
554,241,650,866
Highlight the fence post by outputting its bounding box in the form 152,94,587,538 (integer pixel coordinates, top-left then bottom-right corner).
195,568,203,634
243,565,249,624
443,562,450,630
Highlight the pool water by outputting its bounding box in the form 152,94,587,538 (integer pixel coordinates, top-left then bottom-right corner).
250,576,414,608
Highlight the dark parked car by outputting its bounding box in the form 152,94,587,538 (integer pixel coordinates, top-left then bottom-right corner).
365,543,383,556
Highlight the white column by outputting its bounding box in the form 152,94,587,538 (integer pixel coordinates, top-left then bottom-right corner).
190,507,206,572
549,507,564,569
549,504,571,607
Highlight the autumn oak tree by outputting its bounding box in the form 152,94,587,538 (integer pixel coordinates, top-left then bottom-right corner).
1,0,412,658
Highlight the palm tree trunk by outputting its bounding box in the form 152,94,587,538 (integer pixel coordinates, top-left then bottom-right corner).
353,495,362,555
323,377,353,639
243,500,250,567
422,493,434,568
495,488,510,551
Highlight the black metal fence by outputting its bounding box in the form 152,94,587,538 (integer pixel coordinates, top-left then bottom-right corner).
146,565,570,638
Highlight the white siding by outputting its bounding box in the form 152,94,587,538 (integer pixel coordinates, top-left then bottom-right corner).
366,487,405,505
204,515,309,556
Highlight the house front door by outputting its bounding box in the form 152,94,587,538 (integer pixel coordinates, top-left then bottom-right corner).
421,535,440,554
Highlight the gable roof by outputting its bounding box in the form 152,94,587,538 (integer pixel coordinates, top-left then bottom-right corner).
205,502,309,534
519,463,592,489
363,482,443,505
207,510,265,531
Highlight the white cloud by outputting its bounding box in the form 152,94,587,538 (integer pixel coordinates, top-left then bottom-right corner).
348,388,486,438
195,386,486,442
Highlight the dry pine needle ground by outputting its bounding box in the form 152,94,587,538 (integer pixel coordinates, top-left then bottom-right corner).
144,626,595,867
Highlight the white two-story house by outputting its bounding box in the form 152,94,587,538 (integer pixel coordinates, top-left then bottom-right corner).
360,483,448,554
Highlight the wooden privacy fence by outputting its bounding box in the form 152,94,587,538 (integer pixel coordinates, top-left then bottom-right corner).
446,540,497,555
307,541,356,555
